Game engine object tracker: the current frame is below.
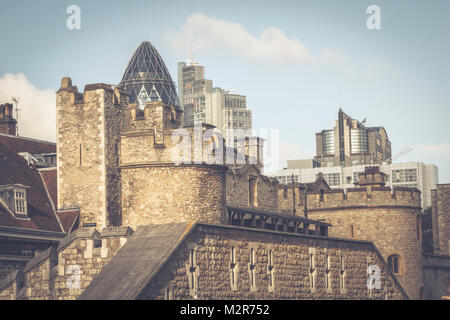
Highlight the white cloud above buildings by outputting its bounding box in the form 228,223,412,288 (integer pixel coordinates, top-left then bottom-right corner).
165,13,316,64
0,73,56,142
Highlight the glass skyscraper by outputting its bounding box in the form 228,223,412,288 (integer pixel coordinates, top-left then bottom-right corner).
120,41,180,109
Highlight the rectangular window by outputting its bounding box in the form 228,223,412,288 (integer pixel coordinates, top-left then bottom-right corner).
14,190,26,215
267,249,275,292
309,248,316,292
248,246,257,292
249,176,258,207
325,173,341,186
230,246,238,291
392,169,404,183
405,169,417,182
339,252,346,293
325,253,331,292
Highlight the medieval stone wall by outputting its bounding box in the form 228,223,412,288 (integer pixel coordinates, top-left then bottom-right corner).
57,80,124,230
0,227,132,300
432,184,450,255
226,166,279,213
121,165,227,230
422,254,450,300
139,224,407,300
306,187,423,299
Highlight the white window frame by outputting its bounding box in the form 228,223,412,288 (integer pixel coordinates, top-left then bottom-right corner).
14,188,27,216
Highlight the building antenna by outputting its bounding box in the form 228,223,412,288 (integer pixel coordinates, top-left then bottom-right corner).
11,97,20,136
189,31,192,63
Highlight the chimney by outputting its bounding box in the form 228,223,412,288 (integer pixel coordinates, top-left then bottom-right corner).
357,166,386,188
0,103,17,136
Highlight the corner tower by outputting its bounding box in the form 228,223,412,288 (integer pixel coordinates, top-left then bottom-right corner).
306,167,424,299
56,77,128,229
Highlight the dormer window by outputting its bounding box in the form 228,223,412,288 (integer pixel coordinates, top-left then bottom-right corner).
15,189,27,215
0,184,30,218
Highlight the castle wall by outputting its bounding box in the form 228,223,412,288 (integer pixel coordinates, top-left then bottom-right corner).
432,184,450,255
0,227,133,300
139,224,407,300
57,80,124,229
422,254,450,300
277,185,305,215
306,187,424,299
121,165,227,229
226,165,279,213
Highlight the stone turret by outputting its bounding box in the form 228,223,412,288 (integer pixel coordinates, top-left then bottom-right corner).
306,166,424,299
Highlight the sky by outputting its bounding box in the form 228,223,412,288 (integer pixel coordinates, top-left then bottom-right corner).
0,0,449,182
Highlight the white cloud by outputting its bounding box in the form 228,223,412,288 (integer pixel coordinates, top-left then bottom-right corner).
165,13,315,64
0,73,55,142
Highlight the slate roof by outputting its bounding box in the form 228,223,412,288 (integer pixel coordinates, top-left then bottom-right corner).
0,133,56,154
0,140,63,232
79,222,194,300
39,169,57,207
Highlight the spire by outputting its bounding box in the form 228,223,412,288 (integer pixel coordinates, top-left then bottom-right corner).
119,41,180,109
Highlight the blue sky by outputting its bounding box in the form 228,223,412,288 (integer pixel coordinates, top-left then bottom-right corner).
0,0,449,182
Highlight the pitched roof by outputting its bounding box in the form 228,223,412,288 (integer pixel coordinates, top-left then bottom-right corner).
79,222,194,300
0,141,62,232
0,133,56,154
57,210,79,233
39,169,57,208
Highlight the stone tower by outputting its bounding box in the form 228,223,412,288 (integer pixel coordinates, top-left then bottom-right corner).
56,77,127,229
306,167,425,299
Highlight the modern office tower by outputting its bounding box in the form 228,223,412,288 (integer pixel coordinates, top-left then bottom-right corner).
119,41,180,109
177,62,252,139
267,161,438,209
177,62,212,127
315,109,391,167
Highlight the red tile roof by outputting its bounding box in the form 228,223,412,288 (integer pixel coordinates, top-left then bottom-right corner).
0,141,62,232
0,133,56,154
57,210,79,233
39,169,57,208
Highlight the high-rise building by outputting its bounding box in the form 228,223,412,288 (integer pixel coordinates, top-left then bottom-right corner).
119,41,180,110
315,109,391,167
177,62,252,141
177,62,212,127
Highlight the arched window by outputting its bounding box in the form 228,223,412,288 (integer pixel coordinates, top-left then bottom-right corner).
387,254,402,274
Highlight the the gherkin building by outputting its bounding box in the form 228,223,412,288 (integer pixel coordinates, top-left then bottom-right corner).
119,41,180,109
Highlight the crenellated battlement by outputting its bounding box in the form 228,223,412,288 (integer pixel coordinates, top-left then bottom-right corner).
307,186,421,210
0,227,133,300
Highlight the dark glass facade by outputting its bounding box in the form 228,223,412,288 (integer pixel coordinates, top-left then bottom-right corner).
119,41,180,109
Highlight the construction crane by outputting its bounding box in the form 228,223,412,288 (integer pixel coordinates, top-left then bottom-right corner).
384,147,412,164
